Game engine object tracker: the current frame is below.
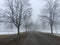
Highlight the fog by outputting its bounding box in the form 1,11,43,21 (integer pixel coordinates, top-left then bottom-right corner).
0,0,60,35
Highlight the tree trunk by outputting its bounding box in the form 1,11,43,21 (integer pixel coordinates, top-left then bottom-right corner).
17,27,20,45
51,24,53,34
25,27,28,32
17,27,20,36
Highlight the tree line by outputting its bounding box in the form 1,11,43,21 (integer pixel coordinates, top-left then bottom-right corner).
0,0,60,35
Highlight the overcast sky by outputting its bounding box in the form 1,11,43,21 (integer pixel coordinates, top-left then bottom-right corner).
0,0,60,34
0,0,52,33
0,0,46,32
30,0,45,21
0,0,46,21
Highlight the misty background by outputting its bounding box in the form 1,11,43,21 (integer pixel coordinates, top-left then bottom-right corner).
0,0,60,35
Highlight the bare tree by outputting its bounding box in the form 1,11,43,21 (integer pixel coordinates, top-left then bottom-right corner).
23,9,32,32
0,0,32,35
39,0,60,34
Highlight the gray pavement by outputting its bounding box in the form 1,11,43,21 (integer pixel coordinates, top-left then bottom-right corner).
22,31,60,45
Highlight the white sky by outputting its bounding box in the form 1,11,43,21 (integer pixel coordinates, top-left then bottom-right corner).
0,0,4,9
0,0,46,21
0,0,59,34
0,0,45,31
30,0,45,21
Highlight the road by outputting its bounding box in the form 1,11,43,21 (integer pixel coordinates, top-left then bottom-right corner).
22,31,60,45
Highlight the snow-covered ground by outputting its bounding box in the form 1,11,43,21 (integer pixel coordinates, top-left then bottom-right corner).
54,34,60,37
0,29,26,35
0,26,60,37
38,30,60,37
0,30,25,35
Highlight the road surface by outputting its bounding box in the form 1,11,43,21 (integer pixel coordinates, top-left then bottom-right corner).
22,31,60,45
